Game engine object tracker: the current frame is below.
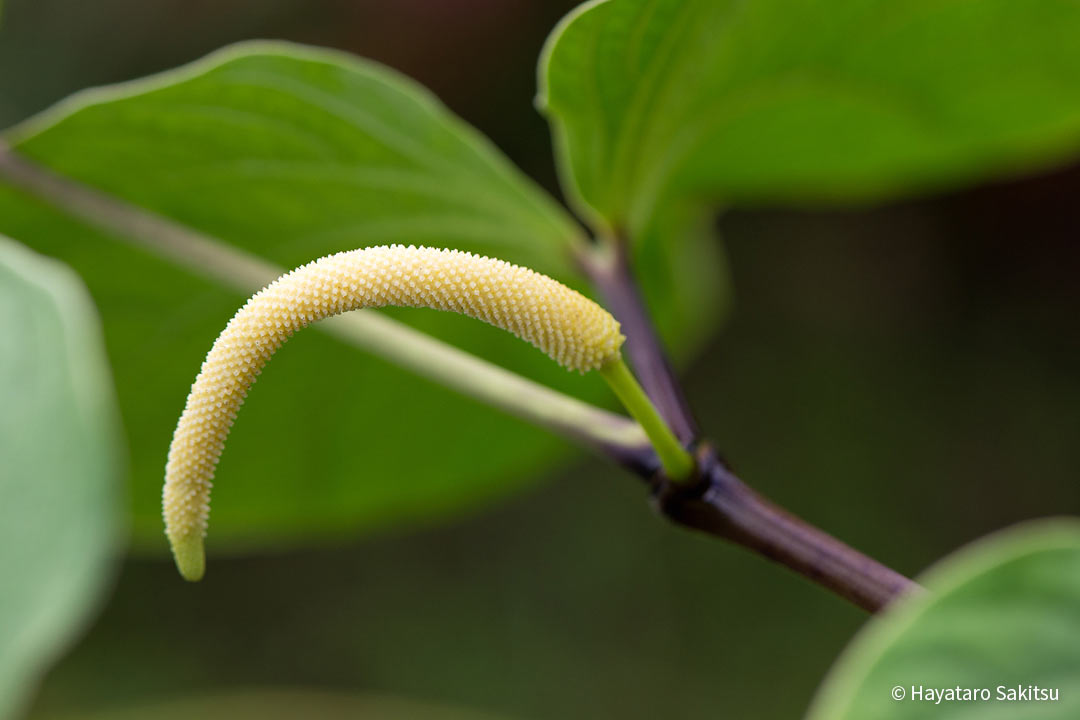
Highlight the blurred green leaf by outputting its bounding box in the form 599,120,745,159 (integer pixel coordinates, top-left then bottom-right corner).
540,0,1080,225
539,0,1080,346
808,519,1080,719
11,41,581,274
0,41,626,552
34,689,509,720
0,236,123,720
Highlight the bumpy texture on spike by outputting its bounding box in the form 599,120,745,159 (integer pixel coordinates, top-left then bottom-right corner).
163,245,624,580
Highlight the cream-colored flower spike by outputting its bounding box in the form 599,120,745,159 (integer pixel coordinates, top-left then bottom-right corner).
163,245,624,580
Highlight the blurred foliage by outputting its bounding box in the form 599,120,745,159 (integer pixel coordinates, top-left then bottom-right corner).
37,689,507,720
0,237,123,720
21,210,1080,719
542,0,1080,220
0,42,606,550
810,520,1080,719
5,0,1080,553
541,0,1080,352
0,0,1077,718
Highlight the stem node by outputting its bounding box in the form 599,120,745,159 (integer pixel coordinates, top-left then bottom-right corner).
655,446,920,612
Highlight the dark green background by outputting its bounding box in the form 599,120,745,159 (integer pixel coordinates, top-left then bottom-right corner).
3,1,1078,718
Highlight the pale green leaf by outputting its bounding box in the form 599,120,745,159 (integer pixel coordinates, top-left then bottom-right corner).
0,236,123,720
808,519,1080,720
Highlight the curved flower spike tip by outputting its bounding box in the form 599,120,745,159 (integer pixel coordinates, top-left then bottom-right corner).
163,245,625,581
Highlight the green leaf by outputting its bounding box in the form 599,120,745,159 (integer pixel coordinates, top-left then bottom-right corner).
540,0,1080,228
0,41,619,552
12,41,581,275
808,519,1080,720
0,236,123,720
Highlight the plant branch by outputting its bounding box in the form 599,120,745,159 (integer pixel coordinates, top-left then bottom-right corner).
0,144,918,612
579,229,918,611
578,234,699,445
0,145,654,469
657,447,921,612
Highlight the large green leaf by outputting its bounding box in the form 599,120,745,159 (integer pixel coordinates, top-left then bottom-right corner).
808,519,1080,719
11,41,581,275
0,236,123,720
539,0,1080,349
0,41,623,552
540,0,1080,229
